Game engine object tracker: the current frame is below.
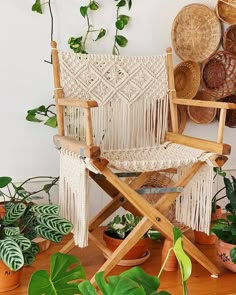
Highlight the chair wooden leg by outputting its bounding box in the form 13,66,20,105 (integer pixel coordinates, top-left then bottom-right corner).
91,163,220,279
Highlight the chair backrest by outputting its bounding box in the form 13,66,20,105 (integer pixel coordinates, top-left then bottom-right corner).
55,48,173,151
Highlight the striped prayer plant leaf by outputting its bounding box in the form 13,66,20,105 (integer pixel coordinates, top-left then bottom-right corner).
4,226,20,236
0,237,24,271
23,250,37,266
3,202,26,225
37,214,73,235
11,235,32,252
35,225,63,243
24,228,38,241
30,241,40,255
31,204,60,215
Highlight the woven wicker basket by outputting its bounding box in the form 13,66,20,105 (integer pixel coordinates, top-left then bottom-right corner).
172,4,222,62
217,95,236,127
168,106,187,134
201,51,236,98
174,61,200,100
187,90,216,124
142,172,189,231
223,25,236,55
216,0,236,24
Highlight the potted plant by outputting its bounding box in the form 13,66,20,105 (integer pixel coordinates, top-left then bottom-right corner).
194,167,224,245
211,174,236,272
0,176,73,292
103,212,161,264
28,227,192,295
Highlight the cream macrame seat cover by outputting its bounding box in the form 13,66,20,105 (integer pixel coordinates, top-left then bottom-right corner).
57,51,214,247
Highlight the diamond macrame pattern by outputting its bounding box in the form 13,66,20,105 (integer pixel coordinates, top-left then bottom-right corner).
59,52,168,105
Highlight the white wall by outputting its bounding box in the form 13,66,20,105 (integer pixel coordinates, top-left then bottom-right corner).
1,1,235,214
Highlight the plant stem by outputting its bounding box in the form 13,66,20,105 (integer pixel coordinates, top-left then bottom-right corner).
157,247,173,279
112,7,120,55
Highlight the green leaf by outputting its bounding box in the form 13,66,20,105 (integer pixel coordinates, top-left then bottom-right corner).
44,116,57,128
230,247,236,263
78,280,98,295
94,29,106,41
26,113,43,123
32,0,43,14
128,0,132,9
4,227,20,237
89,1,99,10
35,225,63,243
11,235,32,252
173,238,192,282
31,204,60,215
68,37,83,53
36,214,73,235
115,35,128,47
80,6,88,18
0,238,24,271
119,15,130,25
28,253,85,295
0,176,12,188
23,250,36,266
3,203,26,226
173,227,182,245
117,0,126,7
116,19,125,30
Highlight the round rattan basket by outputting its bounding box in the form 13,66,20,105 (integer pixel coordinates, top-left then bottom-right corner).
172,4,222,62
216,0,236,24
201,51,236,98
187,90,216,124
168,105,187,134
174,61,200,100
223,25,236,55
217,95,236,127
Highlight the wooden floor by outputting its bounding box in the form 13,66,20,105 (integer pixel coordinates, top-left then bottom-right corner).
9,228,236,295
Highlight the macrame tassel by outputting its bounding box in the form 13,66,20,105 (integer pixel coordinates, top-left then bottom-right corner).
176,163,214,234
59,149,89,248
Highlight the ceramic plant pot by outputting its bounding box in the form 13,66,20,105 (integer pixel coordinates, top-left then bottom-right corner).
0,261,23,293
161,238,178,271
194,206,222,245
217,240,236,272
103,232,149,260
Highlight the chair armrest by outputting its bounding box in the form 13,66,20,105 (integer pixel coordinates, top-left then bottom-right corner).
173,98,236,110
57,98,98,108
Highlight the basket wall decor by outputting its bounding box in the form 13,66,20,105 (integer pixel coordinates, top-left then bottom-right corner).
216,0,236,25
174,61,200,100
172,4,222,62
217,95,236,127
187,90,216,124
223,25,236,55
201,51,236,98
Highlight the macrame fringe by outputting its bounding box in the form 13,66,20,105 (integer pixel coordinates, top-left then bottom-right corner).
176,163,214,234
59,149,90,248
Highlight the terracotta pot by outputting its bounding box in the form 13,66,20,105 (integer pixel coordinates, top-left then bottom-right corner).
0,205,5,219
217,240,236,272
0,260,23,293
103,232,149,260
194,206,222,245
161,238,178,271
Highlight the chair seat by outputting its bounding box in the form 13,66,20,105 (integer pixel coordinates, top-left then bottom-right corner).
102,142,211,172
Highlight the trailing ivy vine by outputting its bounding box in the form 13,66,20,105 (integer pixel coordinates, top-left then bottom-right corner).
26,104,57,128
68,1,106,54
112,0,132,55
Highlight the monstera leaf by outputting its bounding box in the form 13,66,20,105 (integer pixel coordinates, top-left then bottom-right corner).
0,238,24,271
28,253,85,295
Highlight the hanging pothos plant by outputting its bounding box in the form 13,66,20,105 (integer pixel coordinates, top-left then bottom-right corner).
29,0,133,128
68,1,106,54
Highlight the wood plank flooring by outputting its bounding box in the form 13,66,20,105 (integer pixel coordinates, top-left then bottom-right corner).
8,228,236,295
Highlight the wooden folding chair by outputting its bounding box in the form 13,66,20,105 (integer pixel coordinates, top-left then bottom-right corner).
51,40,236,281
